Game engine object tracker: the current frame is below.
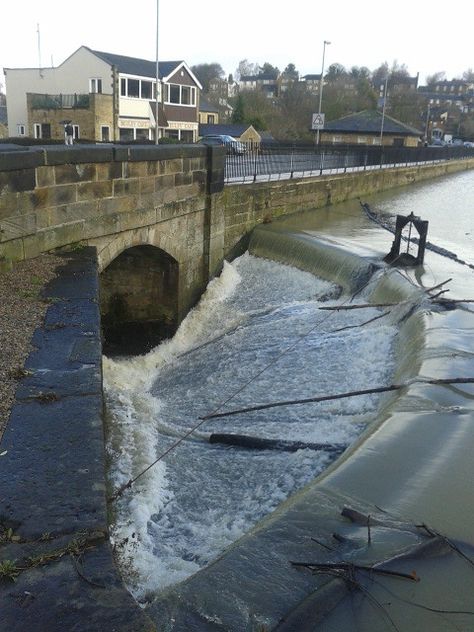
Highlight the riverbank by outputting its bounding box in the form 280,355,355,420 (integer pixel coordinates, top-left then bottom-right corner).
0,254,60,439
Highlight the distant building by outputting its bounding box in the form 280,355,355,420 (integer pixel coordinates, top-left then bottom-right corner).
4,46,202,142
198,123,261,144
418,79,474,114
239,73,280,98
198,98,220,125
321,110,422,146
300,74,322,95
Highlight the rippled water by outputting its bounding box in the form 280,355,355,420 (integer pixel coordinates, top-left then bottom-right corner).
104,169,474,603
104,252,398,601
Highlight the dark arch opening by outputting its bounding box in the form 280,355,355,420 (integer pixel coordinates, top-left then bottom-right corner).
100,245,179,356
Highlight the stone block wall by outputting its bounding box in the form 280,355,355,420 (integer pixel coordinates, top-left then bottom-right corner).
215,158,474,259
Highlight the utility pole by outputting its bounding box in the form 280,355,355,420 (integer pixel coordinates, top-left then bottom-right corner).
155,0,160,144
379,75,389,146
424,102,431,144
316,40,330,145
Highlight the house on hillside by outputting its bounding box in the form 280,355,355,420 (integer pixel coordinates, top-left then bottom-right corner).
320,110,422,146
4,46,202,142
239,74,279,98
418,79,474,114
198,98,220,125
300,74,322,95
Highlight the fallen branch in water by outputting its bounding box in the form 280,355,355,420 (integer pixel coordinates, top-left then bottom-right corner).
319,278,454,312
290,560,419,583
200,377,474,420
209,433,346,454
319,302,397,311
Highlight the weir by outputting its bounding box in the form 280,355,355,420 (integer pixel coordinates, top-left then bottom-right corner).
140,218,474,630
1,148,474,630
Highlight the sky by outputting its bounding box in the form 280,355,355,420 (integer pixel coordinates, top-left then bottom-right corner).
1,0,473,92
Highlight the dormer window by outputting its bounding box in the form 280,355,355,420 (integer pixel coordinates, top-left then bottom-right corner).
164,83,196,106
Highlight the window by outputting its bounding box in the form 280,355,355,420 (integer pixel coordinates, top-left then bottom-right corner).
141,81,152,99
169,85,180,104
128,79,140,98
207,114,215,124
101,126,110,142
181,86,191,105
119,127,152,141
73,125,80,140
17,124,26,136
164,129,180,139
165,83,196,106
121,77,157,100
90,78,102,94
135,128,149,140
181,130,193,142
34,123,51,139
119,128,134,141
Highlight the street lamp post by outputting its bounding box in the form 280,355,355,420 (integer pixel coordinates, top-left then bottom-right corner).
379,74,389,146
316,40,331,145
155,0,160,145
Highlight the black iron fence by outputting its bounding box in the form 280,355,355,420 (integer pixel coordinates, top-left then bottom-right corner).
224,141,474,183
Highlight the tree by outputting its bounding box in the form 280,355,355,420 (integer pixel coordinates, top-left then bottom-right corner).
232,94,245,124
274,82,315,140
259,62,279,78
426,71,446,86
350,66,370,80
372,62,390,89
235,59,260,80
462,68,474,82
283,63,299,81
191,63,225,93
325,63,346,81
389,60,410,79
231,89,273,130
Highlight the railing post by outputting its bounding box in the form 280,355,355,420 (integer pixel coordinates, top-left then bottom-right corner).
253,144,258,183
319,148,325,175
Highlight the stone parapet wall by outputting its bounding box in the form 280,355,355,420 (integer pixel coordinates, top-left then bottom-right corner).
0,145,214,262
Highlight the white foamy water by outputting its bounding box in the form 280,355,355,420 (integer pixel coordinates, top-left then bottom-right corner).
104,253,398,602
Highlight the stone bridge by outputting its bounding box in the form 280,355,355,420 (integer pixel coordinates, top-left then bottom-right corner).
1,144,473,351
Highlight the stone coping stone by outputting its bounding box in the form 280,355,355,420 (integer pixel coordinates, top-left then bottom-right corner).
0,247,155,631
43,145,115,166
127,143,206,162
0,149,45,171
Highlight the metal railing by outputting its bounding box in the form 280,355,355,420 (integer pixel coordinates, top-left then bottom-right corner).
224,141,474,183
30,93,90,110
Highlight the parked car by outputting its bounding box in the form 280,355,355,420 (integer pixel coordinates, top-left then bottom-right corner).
464,141,474,148
197,134,247,155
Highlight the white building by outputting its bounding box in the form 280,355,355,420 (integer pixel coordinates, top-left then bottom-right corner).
4,46,202,142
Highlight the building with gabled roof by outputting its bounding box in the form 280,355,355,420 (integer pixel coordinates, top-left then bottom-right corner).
198,123,261,143
4,46,202,142
321,109,423,146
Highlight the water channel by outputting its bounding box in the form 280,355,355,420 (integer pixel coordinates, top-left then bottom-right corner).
104,169,474,615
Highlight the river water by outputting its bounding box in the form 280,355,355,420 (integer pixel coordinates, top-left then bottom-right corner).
104,168,474,603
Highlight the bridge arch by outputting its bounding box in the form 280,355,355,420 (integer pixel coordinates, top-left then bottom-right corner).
100,243,179,355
